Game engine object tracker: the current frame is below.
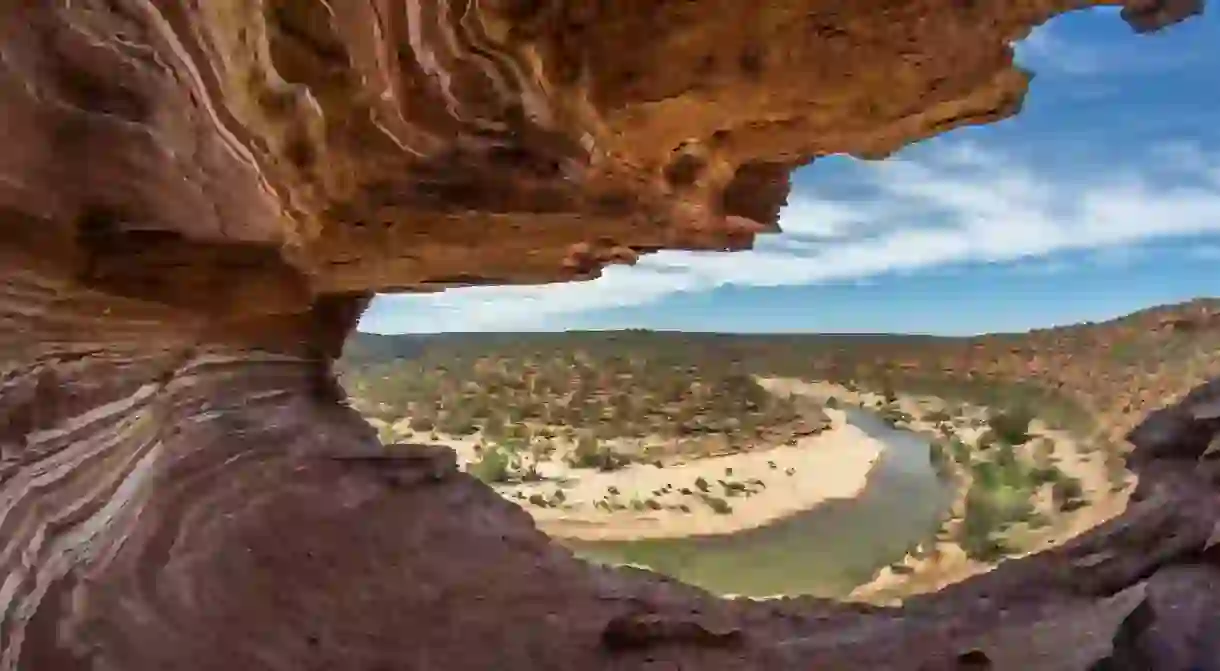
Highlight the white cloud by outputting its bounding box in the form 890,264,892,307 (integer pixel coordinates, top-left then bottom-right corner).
1017,28,1107,76
361,140,1220,333
766,196,871,240
1014,15,1200,79
1006,258,1073,276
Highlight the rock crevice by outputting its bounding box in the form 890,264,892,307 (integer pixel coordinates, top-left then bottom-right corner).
0,1,1212,669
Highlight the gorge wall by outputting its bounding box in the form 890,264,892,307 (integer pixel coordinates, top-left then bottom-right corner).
0,1,1215,669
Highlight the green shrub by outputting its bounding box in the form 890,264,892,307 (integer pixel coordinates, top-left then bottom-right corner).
409,416,435,432
469,447,512,484
566,434,631,471
881,382,898,404
703,496,733,515
958,487,1011,562
988,407,1034,445
720,480,748,496
1052,476,1085,511
971,460,1001,490
482,414,506,439
1029,465,1063,487
925,409,953,424
879,406,913,427
1060,498,1089,513
521,462,544,482
438,411,478,436
995,443,1021,480
959,528,1010,563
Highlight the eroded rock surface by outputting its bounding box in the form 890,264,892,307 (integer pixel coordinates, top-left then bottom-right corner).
0,1,1212,669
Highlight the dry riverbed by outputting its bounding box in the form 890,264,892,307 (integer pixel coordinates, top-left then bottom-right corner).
378,406,885,541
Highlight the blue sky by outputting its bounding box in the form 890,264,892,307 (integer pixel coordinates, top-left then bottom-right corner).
361,8,1220,335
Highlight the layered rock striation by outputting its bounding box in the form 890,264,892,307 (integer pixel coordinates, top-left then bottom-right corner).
0,1,1211,669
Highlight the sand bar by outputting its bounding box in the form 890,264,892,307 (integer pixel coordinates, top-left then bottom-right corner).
423,407,886,542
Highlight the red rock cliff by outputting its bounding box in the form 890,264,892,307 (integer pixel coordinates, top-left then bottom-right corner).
0,1,1213,669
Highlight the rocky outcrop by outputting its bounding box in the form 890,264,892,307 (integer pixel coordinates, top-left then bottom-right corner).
0,1,1210,669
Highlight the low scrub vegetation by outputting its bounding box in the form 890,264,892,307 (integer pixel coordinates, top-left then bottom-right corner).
343,333,830,448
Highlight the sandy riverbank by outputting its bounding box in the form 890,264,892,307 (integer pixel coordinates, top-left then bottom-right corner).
388,406,885,542
770,380,1136,605
755,379,989,600
846,425,1134,605
522,407,883,541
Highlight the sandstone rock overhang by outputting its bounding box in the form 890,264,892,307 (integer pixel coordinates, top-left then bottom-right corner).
0,0,1200,316
0,1,1209,670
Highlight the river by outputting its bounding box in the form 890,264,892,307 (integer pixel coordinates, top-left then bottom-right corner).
563,407,955,598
